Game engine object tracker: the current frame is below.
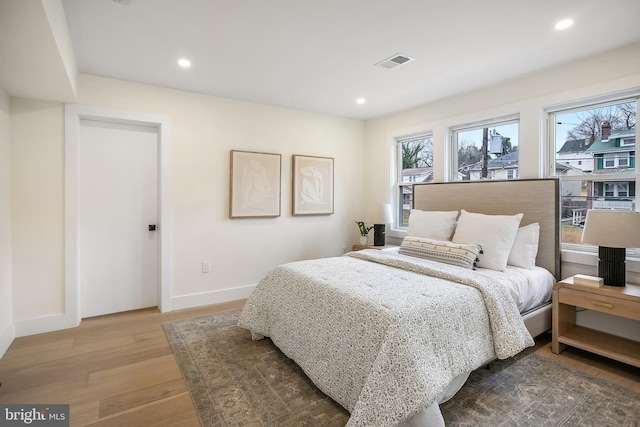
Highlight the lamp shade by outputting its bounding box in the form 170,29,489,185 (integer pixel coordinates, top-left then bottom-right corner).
581,210,640,248
366,203,393,224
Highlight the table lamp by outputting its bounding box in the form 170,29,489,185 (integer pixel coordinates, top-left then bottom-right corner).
366,204,393,246
581,210,640,286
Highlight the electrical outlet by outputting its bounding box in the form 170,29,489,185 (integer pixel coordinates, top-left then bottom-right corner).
202,261,211,273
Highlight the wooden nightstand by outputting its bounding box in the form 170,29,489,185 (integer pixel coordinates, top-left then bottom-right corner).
552,276,640,368
351,244,397,251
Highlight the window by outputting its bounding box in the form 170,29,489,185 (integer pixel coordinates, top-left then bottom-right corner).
604,182,628,197
396,134,433,228
548,95,637,249
604,154,615,168
451,117,519,181
603,152,629,168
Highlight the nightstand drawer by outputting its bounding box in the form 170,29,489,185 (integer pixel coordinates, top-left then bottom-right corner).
558,288,640,321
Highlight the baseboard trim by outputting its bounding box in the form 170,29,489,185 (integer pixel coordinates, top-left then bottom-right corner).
9,287,256,338
14,313,77,338
0,322,16,358
170,285,256,312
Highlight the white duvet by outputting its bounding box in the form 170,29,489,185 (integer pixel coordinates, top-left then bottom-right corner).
238,249,534,427
382,246,555,313
476,265,555,312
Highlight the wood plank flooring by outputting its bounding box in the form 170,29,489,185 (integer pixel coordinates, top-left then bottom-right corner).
1,300,638,426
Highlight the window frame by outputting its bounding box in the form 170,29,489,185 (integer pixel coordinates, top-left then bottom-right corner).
603,182,629,197
545,92,639,255
394,132,434,232
603,152,630,168
449,115,520,182
621,137,635,147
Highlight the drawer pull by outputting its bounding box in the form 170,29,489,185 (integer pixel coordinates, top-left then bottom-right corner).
591,300,613,309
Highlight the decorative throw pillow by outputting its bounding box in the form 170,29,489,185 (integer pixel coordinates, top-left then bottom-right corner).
407,209,459,241
507,223,540,269
452,209,523,271
399,235,482,270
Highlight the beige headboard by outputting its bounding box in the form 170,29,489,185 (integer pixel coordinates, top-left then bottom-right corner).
413,179,560,280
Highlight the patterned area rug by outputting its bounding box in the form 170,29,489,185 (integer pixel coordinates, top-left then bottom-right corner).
163,310,640,427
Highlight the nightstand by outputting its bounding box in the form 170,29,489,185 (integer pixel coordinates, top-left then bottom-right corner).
552,276,640,368
351,244,397,251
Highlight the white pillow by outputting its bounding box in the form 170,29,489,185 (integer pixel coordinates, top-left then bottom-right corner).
407,209,459,241
507,223,540,269
452,209,523,271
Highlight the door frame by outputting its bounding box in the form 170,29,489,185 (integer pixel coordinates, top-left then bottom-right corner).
65,104,172,326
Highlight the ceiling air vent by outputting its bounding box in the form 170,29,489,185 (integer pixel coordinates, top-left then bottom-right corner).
375,53,415,69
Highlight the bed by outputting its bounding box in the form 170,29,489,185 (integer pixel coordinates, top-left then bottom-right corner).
238,178,560,427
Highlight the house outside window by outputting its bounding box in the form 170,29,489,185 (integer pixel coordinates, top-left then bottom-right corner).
548,95,637,249
451,117,519,181
396,134,433,228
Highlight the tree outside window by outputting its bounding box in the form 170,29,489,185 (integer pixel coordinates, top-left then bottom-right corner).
397,135,433,227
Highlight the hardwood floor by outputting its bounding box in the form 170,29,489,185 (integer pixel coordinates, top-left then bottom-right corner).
0,300,244,426
1,300,638,426
527,331,640,394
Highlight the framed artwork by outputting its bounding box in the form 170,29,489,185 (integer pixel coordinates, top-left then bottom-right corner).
292,154,334,215
230,150,281,218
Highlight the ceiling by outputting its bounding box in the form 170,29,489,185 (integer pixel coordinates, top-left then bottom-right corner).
17,1,640,119
0,0,78,103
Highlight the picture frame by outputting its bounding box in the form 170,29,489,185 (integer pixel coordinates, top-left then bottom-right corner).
292,154,334,215
230,150,281,218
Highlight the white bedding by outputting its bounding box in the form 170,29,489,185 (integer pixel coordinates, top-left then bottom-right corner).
238,249,534,427
476,265,554,312
384,246,554,313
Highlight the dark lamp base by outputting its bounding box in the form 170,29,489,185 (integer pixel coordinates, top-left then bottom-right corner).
373,224,386,246
598,246,626,287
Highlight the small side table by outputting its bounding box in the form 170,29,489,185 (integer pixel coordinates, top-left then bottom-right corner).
552,276,640,368
351,244,397,251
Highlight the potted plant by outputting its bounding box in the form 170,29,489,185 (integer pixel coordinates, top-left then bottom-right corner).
355,221,373,245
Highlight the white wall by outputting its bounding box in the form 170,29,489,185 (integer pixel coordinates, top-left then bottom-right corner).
364,42,640,284
0,87,13,356
11,99,66,322
9,74,365,329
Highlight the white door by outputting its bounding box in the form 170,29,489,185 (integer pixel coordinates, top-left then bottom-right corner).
79,119,158,318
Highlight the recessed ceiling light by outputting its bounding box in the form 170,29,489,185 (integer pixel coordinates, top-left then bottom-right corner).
178,58,191,68
555,19,574,30
356,98,366,105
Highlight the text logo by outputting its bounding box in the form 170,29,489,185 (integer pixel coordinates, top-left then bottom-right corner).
1,405,69,426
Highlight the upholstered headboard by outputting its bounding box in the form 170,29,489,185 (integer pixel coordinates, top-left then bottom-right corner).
413,179,560,280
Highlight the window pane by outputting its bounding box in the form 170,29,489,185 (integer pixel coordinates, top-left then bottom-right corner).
398,136,433,227
560,179,636,244
454,122,519,180
555,102,636,175
554,100,637,247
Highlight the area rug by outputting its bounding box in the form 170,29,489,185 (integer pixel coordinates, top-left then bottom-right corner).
163,310,640,426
